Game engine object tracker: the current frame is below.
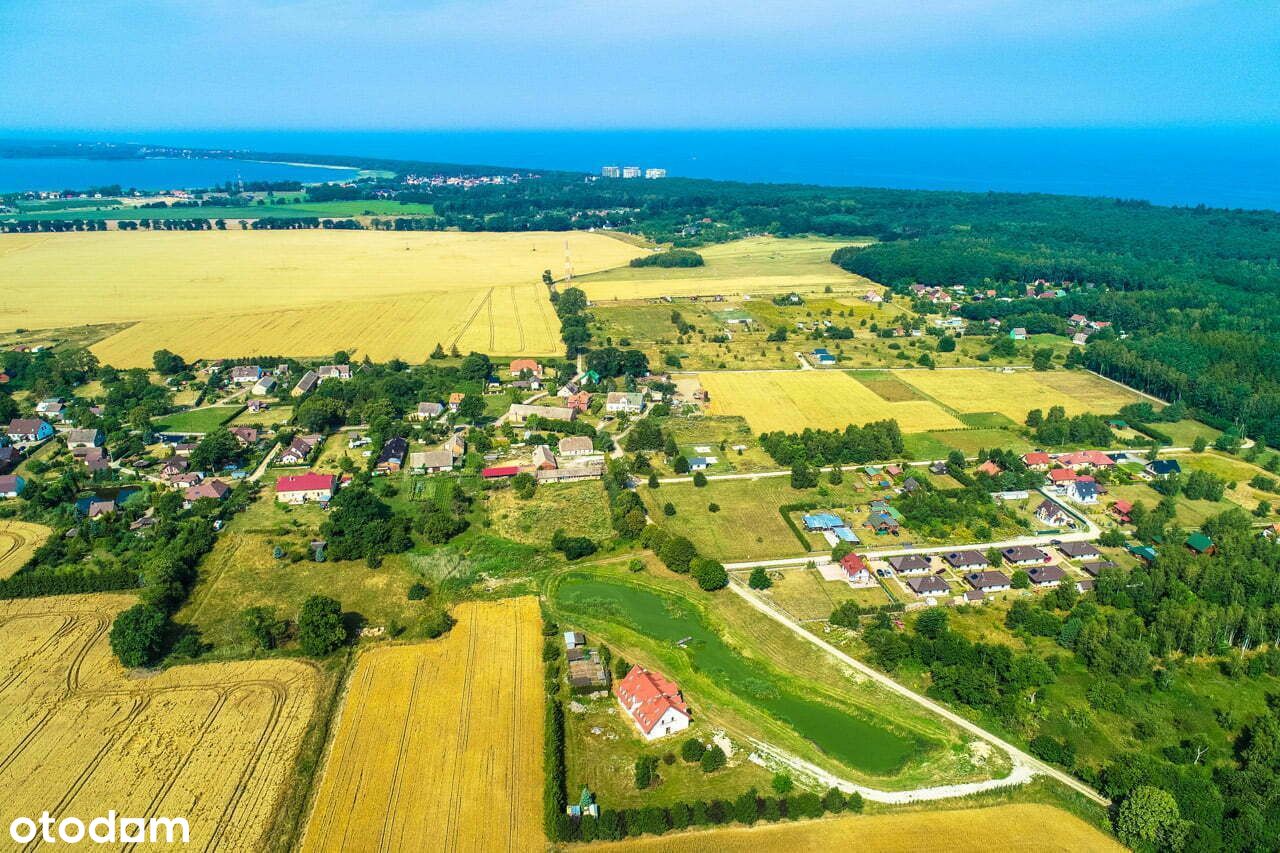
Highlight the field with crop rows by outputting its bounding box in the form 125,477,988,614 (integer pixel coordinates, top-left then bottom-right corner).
593,803,1122,852
697,370,964,434
896,368,1146,421
0,594,320,850
300,597,543,853
0,230,639,366
0,520,50,579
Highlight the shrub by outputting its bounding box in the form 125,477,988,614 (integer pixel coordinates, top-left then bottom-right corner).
700,744,727,773
407,582,430,600
681,738,705,763
748,566,772,589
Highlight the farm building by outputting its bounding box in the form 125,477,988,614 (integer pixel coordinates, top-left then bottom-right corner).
888,554,932,575
375,437,409,474
615,666,691,741
0,446,18,472
65,428,103,449
6,419,53,443
568,655,609,691
410,450,455,474
557,435,595,457
317,364,352,381
509,358,544,378
444,433,466,458
536,463,604,483
292,370,319,397
564,631,585,650
907,575,950,596
411,401,444,421
230,365,263,383
966,571,1012,592
0,474,25,498
276,472,336,504
507,403,575,425
482,465,521,479
945,550,988,570
1002,546,1051,566
605,392,645,414
532,445,557,470
1027,564,1066,588
252,375,277,395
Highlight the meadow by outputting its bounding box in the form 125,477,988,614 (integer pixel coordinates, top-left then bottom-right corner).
697,370,965,434
576,236,878,301
0,519,50,579
299,597,542,853
895,368,1146,421
593,803,1122,852
0,594,320,851
0,230,639,366
487,480,614,546
152,404,243,433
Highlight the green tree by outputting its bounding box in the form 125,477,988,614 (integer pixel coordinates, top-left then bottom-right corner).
648,472,659,488
938,335,956,352
692,471,707,487
152,349,186,375
240,606,285,651
1115,786,1186,850
297,595,346,657
659,535,697,573
1011,570,1031,589
691,557,729,591
680,738,705,763
1191,434,1207,453
674,455,690,474
1032,347,1054,370
633,755,658,789
700,744,726,773
1025,408,1043,428
109,604,169,668
749,567,772,590
771,773,793,795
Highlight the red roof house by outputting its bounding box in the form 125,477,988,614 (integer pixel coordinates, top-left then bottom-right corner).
1048,468,1078,483
615,665,691,741
1022,452,1052,469
275,472,336,504
840,553,871,584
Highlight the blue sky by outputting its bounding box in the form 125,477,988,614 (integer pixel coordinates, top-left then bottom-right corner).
1,0,1276,130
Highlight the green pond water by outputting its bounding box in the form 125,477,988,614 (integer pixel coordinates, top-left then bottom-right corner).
554,574,923,776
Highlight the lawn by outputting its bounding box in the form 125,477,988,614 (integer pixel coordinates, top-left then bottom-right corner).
752,565,889,622
696,370,964,435
904,427,1034,459
0,230,640,366
896,368,1146,422
151,405,243,433
229,404,293,427
486,480,614,547
1157,419,1223,447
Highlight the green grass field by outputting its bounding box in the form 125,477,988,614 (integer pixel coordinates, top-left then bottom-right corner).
151,405,243,433
487,481,614,547
753,566,890,621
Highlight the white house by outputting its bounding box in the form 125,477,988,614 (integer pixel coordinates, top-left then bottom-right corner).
605,392,645,414
615,666,691,741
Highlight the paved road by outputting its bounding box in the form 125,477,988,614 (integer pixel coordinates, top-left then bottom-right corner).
729,580,1111,807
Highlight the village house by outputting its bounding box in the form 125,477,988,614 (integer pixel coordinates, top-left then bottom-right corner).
604,392,645,415
0,474,25,498
230,365,263,384
159,457,189,479
975,460,1002,477
1058,541,1101,561
563,391,592,413
1021,451,1052,471
0,446,18,473
170,472,203,488
275,472,336,504
75,446,110,473
1035,499,1071,527
1010,327,1028,341
375,437,409,474
1027,564,1066,588
1080,560,1118,577
445,392,464,413
444,432,466,458
183,479,231,507
687,457,709,472
292,370,319,397
509,358,544,379
506,403,576,425
536,462,604,483
1047,468,1078,489
1057,450,1116,470
1109,499,1133,523
228,426,259,446
65,428,102,449
278,436,317,466
944,550,989,570
888,554,931,575
411,401,444,421
1002,546,1051,566
1186,532,1216,555
1146,459,1182,479
35,398,63,416
1064,479,1100,505
532,445,557,470
6,418,54,443
966,570,1013,592
409,450,455,474
316,364,352,381
840,553,872,585
615,665,692,741
907,575,950,596
557,435,595,457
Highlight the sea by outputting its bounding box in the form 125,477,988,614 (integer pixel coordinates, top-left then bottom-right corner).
2,128,1278,211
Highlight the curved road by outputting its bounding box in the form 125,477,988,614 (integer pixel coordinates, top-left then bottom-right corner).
729,579,1111,807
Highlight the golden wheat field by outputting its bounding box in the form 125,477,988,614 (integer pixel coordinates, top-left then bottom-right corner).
697,370,965,434
0,230,640,366
592,803,1123,852
895,368,1146,421
300,597,543,853
0,519,50,580
0,594,320,850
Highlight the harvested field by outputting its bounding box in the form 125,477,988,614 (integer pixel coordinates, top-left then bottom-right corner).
0,519,50,579
896,368,1144,421
0,230,639,366
593,803,1122,852
300,597,542,853
696,370,964,434
0,594,320,850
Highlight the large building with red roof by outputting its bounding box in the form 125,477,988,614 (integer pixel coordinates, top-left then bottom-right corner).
615,665,691,741
275,472,336,504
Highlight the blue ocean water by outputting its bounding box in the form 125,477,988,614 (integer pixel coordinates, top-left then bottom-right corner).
0,156,355,193
3,128,1278,210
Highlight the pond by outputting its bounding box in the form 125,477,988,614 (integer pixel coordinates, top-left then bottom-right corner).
553,573,926,776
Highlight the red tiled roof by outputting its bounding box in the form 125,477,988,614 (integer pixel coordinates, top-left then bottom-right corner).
615,665,689,736
482,466,520,478
840,553,869,576
276,473,335,493
1022,452,1051,465
1048,468,1078,481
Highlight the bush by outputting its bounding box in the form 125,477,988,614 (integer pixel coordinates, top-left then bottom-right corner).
681,738,705,763
771,773,793,795
692,471,707,487
663,502,677,516
634,755,658,789
407,582,430,600
630,249,704,268
749,566,772,589
700,744,727,773
707,502,720,512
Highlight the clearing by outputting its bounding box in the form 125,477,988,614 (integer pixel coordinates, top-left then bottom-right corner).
592,803,1121,852
0,519,50,579
299,597,542,853
0,594,320,850
0,230,639,366
696,370,963,435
